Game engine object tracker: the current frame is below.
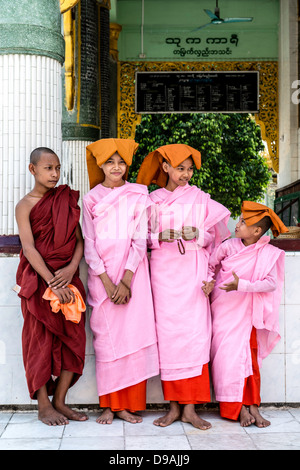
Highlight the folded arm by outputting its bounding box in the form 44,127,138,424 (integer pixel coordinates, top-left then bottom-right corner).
237,265,277,293
48,225,84,289
15,199,75,303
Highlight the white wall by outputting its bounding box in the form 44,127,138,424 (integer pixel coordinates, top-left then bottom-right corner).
0,253,299,406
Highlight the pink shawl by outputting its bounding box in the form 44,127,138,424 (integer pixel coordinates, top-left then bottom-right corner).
209,236,285,402
82,182,159,395
149,184,230,381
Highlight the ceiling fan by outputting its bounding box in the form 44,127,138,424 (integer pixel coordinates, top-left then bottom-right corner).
193,0,253,31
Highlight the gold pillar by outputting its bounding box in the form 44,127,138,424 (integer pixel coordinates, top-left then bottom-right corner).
60,0,80,14
110,23,122,61
63,10,75,111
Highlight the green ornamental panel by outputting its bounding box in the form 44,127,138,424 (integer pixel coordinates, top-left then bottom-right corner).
116,0,279,62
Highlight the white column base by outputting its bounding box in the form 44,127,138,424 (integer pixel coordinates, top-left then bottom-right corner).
0,54,62,234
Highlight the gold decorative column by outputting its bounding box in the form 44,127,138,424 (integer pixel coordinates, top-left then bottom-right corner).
60,0,80,14
110,23,122,61
60,0,80,111
63,10,75,111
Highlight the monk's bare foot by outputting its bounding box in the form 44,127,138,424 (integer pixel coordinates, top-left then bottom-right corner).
181,404,212,430
239,405,255,427
96,408,114,424
116,410,143,423
153,402,181,427
249,405,271,428
53,401,88,422
38,404,69,426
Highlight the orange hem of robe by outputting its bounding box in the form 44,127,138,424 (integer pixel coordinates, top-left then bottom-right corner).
162,363,211,404
219,327,261,421
99,380,147,412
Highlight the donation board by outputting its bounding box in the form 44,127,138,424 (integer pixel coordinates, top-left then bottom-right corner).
135,71,259,113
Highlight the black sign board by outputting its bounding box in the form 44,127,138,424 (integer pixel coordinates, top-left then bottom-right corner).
135,71,259,114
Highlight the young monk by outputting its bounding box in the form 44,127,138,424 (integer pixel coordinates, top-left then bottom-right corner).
202,201,288,427
136,143,231,429
15,147,87,426
82,138,159,424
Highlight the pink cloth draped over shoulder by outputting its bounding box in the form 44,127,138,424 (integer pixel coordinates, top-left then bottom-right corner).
149,184,231,381
82,181,159,396
209,236,285,402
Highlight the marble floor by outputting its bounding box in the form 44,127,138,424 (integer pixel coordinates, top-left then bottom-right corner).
0,407,300,451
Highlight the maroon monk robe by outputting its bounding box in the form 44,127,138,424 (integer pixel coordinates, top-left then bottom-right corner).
16,185,86,399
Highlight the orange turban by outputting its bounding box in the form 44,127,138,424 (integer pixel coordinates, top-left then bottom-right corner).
86,138,139,189
241,201,289,238
136,144,201,187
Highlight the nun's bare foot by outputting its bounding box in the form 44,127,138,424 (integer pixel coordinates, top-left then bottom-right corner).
181,404,212,430
116,410,143,423
153,402,181,427
249,405,271,428
96,407,114,424
239,405,255,427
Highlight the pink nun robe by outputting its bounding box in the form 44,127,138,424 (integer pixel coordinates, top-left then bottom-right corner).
209,236,285,403
82,181,159,397
149,183,231,383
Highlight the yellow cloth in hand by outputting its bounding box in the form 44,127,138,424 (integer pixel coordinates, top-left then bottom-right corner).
43,284,86,324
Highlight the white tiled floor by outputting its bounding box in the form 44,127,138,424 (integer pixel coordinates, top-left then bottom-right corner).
0,407,300,451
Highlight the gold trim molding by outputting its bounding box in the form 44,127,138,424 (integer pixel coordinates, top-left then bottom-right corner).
60,0,111,14
60,0,80,14
118,61,279,172
110,23,122,61
63,10,75,111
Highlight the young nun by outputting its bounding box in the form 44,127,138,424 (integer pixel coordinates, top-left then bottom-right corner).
202,201,288,427
82,138,159,424
136,143,231,429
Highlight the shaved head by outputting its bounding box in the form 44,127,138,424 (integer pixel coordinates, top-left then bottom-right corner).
30,147,57,165
252,216,273,235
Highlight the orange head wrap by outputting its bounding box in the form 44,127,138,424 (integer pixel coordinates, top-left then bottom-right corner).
86,138,139,189
136,143,201,187
241,201,289,238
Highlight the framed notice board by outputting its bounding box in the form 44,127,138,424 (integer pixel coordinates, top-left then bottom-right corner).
135,71,259,114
